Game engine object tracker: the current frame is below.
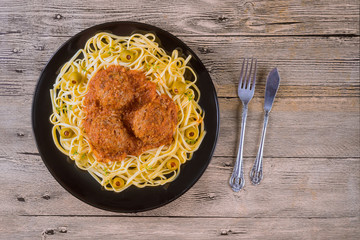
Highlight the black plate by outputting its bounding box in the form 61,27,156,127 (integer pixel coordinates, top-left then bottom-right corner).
32,21,219,212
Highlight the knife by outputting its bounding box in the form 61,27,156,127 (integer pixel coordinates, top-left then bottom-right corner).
250,68,280,185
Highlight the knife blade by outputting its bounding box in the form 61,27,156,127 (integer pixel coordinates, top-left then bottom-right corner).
249,67,280,185
264,68,280,112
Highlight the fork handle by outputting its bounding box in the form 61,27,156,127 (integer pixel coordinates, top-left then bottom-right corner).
229,104,248,192
250,111,269,185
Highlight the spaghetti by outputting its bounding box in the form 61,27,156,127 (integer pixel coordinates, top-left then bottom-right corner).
50,32,205,192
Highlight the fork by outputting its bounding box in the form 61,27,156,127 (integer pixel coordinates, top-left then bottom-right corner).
229,58,257,192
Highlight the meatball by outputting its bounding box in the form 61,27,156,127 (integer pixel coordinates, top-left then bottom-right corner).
130,95,178,145
84,65,135,111
83,113,141,162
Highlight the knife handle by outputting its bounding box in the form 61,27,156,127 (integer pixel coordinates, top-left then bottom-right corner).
250,111,269,185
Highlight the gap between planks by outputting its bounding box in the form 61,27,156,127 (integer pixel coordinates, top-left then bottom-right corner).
1,32,359,38
18,215,359,219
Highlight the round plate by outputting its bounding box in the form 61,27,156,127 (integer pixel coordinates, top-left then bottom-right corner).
32,21,219,212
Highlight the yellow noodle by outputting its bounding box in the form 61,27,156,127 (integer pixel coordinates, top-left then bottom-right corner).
49,32,205,193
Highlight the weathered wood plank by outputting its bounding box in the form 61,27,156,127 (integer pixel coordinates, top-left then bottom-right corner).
1,154,359,218
0,0,359,36
1,36,359,98
0,215,358,239
1,97,359,158
217,97,360,158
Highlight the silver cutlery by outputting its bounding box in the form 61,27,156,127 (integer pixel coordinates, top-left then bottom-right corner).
250,68,280,185
229,58,257,192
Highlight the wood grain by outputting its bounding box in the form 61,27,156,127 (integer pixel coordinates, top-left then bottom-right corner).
0,0,359,36
1,36,359,97
0,0,359,239
1,155,359,218
0,215,358,239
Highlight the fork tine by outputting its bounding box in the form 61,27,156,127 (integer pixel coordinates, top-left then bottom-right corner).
246,58,253,89
251,59,257,90
238,58,246,87
242,58,249,88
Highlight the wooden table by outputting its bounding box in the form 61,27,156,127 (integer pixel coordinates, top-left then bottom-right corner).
1,0,359,239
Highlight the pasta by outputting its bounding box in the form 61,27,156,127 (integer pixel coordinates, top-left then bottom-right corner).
49,32,205,192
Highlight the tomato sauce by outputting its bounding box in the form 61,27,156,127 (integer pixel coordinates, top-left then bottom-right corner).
82,65,177,162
